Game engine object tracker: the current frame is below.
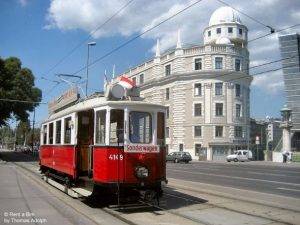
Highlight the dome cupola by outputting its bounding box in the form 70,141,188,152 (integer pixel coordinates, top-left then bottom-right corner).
203,6,248,47
209,6,242,26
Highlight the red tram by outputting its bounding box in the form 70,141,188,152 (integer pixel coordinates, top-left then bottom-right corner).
39,84,166,201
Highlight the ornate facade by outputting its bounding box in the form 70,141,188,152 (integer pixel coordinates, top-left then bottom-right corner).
118,6,252,160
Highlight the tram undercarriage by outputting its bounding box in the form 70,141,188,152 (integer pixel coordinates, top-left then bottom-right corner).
40,165,163,206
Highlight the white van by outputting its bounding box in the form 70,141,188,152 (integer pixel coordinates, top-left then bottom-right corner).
226,150,253,162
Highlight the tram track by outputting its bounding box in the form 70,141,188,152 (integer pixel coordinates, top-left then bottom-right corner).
6,159,297,225
137,191,294,225
8,159,206,225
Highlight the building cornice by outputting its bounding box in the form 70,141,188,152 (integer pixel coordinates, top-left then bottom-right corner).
139,70,253,90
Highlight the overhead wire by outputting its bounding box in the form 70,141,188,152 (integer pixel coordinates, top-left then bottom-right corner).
42,0,135,78
71,0,205,76
216,0,275,30
141,55,298,98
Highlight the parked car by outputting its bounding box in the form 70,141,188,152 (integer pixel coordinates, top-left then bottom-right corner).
226,150,253,162
166,151,192,163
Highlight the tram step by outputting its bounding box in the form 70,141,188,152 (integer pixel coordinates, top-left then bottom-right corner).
72,187,92,197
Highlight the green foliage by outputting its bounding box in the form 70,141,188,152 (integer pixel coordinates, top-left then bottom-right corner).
0,57,42,126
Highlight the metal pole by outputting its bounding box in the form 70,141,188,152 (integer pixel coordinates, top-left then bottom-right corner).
85,45,90,97
31,108,35,153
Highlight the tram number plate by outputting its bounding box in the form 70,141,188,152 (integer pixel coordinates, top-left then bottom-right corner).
108,154,123,160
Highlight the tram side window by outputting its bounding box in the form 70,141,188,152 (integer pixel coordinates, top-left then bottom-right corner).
64,117,72,144
129,111,152,144
157,112,165,146
55,120,61,144
110,109,124,145
49,123,54,144
43,125,47,145
95,110,106,144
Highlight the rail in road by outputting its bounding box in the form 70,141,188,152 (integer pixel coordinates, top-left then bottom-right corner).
1,151,299,225
167,161,300,199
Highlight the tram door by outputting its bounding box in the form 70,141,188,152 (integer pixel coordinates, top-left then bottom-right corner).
77,110,94,176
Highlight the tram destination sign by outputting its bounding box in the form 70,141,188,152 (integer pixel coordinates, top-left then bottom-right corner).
124,144,159,153
48,88,79,114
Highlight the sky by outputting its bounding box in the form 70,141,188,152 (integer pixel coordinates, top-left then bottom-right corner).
0,0,300,127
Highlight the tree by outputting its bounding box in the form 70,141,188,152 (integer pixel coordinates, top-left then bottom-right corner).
0,57,42,126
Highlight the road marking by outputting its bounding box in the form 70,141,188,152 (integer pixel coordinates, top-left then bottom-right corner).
277,187,300,192
168,169,300,187
247,171,299,178
174,163,300,175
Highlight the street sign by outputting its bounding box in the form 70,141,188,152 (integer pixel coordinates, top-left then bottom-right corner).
255,136,260,145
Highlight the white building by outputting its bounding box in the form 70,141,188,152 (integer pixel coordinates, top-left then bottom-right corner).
117,6,252,161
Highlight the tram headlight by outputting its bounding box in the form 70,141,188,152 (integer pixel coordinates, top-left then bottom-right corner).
135,166,149,179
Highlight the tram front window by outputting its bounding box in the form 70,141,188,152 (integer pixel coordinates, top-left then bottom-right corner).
110,109,124,145
129,112,152,144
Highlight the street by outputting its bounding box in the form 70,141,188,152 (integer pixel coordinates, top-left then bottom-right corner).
167,161,300,199
1,150,300,225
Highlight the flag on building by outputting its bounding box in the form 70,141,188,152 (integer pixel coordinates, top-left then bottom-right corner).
118,75,135,89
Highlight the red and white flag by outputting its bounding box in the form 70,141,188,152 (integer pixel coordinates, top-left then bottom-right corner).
118,75,135,89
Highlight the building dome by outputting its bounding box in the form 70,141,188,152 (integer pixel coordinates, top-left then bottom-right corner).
216,37,231,45
209,6,242,26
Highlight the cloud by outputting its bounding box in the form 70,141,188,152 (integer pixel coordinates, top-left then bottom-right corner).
18,0,28,7
45,0,300,95
252,70,284,95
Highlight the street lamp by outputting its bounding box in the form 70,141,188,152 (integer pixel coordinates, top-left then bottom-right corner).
280,105,293,162
85,42,96,97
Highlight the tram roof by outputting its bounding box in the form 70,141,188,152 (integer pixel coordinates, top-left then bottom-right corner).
44,96,166,123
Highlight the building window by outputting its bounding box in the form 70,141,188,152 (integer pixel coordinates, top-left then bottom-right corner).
235,126,243,138
236,104,241,118
215,82,223,95
194,126,202,137
165,64,171,76
216,103,223,116
194,58,202,70
194,83,202,96
43,125,47,145
235,84,241,97
166,127,169,138
139,74,144,84
64,117,72,144
215,57,223,69
166,106,169,119
235,59,241,71
208,30,211,37
239,28,243,35
195,144,202,156
215,126,223,137
165,88,170,100
49,123,53,144
132,77,136,85
194,103,202,116
55,120,61,144
217,28,221,34
95,110,106,144
228,27,233,33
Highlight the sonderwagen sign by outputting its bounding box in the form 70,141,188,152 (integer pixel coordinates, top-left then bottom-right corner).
124,144,159,153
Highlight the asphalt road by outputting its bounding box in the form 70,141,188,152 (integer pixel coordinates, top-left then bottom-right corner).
167,161,300,199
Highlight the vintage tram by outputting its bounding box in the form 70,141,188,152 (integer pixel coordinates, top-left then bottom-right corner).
39,81,166,201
